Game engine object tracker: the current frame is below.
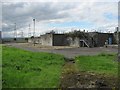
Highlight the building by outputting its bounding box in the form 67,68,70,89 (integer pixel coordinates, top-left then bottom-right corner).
29,31,117,47
28,33,67,46
88,32,116,47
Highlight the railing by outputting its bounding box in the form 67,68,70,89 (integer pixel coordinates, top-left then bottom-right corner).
80,39,90,47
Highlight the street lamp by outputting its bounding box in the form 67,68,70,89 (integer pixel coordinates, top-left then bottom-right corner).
33,19,35,46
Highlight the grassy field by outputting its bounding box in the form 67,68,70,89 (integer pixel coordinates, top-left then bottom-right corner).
75,53,118,76
2,46,65,88
2,45,118,88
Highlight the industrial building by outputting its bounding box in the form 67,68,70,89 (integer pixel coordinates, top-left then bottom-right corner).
2,27,119,47
28,31,118,48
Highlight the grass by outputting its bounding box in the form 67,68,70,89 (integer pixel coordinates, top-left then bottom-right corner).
2,46,65,88
2,45,119,88
75,53,118,76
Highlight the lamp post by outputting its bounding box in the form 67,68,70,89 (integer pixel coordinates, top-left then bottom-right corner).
14,23,17,41
33,19,35,46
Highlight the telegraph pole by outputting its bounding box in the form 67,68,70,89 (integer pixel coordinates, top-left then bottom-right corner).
33,19,35,46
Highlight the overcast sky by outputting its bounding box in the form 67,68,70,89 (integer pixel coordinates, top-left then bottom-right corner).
1,0,119,38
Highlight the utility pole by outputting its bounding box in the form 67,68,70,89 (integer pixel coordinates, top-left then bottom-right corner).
14,23,17,41
33,19,35,46
33,19,35,37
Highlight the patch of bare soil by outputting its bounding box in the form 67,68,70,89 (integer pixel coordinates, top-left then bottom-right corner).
59,58,118,89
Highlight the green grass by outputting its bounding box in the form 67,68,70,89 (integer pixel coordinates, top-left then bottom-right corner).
2,45,119,88
2,46,65,88
75,53,118,76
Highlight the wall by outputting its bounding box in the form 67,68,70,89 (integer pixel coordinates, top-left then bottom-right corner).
88,32,116,47
53,34,67,46
40,34,53,46
97,33,114,47
66,37,80,47
114,32,119,44
28,37,41,44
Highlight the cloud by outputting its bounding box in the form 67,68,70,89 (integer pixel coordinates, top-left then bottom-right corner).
1,1,118,38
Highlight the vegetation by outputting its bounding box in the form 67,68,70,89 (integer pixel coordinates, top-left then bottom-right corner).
2,45,118,88
65,30,89,38
75,53,118,76
2,46,65,88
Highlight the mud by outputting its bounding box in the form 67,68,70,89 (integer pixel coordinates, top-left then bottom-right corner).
59,59,118,89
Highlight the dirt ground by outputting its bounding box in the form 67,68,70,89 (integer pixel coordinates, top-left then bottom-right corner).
4,43,118,58
60,59,118,89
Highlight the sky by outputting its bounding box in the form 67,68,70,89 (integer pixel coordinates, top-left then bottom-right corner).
1,0,119,38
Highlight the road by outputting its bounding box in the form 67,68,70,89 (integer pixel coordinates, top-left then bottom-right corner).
4,43,118,58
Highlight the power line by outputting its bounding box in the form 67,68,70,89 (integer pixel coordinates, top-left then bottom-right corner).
21,30,24,38
28,24,31,37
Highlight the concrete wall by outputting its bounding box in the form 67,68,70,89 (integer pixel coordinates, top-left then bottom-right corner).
40,34,53,46
28,37,41,44
66,37,80,47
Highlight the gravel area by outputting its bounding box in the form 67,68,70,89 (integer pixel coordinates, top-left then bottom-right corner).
4,43,118,58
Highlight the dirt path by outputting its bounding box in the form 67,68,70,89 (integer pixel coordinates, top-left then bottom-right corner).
59,58,118,88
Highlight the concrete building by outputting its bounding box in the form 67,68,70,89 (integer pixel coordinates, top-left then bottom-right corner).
28,31,118,47
40,33,67,46
88,32,116,47
28,37,41,44
28,33,67,46
66,37,80,47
